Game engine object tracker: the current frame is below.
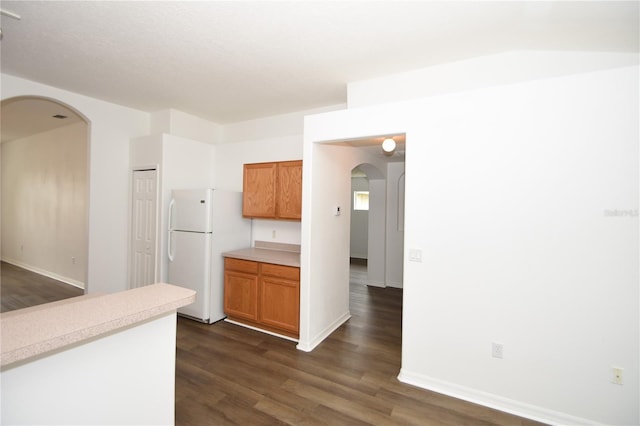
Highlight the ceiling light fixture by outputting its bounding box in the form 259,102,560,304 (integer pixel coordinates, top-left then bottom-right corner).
0,9,21,20
382,138,396,154
0,8,21,41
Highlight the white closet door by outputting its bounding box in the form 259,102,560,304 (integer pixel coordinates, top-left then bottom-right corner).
130,170,157,288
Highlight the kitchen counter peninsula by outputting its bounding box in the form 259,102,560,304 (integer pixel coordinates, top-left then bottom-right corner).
1,283,195,367
1,283,195,426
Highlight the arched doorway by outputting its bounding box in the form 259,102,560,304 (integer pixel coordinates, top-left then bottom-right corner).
1,96,90,307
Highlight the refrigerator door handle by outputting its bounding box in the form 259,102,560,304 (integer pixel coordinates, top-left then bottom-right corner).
168,199,175,262
168,230,174,262
168,199,175,230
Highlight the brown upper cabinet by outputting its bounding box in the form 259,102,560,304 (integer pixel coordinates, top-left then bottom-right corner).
243,160,302,220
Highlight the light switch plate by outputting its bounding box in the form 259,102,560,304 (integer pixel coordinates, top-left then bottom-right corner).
409,249,422,262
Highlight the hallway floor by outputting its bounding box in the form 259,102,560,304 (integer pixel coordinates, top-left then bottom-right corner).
0,261,83,313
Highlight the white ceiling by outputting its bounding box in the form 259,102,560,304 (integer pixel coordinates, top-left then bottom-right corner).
0,1,638,128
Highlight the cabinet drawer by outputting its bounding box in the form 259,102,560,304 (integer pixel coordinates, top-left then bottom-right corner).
224,257,259,274
260,263,300,281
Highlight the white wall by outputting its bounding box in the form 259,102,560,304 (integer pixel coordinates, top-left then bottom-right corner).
385,162,405,288
348,51,639,108
302,65,639,425
150,109,222,145
221,104,344,144
349,176,368,259
1,122,88,287
0,77,331,293
1,74,150,295
214,134,302,245
214,108,343,246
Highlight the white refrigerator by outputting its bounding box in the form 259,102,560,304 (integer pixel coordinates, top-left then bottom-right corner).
168,189,251,323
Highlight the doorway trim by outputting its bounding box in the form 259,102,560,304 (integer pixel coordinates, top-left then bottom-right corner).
298,123,408,352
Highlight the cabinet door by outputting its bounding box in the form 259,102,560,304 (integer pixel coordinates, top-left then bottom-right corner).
259,276,299,334
224,270,258,321
276,161,302,220
243,163,277,218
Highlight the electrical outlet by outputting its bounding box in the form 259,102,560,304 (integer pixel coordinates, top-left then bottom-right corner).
72,257,76,264
492,342,503,359
611,367,624,385
272,230,276,239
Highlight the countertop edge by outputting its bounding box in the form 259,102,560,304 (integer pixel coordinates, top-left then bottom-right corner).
222,248,300,268
1,283,196,368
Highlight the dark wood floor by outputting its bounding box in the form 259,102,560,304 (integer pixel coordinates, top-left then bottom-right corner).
0,261,84,313
0,262,544,425
175,265,545,426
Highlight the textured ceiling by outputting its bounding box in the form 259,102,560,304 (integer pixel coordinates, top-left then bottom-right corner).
0,1,638,125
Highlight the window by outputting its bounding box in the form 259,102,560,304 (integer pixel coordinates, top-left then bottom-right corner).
353,191,369,211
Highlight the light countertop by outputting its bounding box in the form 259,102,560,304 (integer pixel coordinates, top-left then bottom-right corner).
0,283,195,368
222,241,300,268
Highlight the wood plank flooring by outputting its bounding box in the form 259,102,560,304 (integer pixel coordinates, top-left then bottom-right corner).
175,265,546,426
0,261,84,313
1,261,546,425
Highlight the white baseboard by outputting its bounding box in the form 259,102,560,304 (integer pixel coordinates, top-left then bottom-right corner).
367,279,385,288
1,258,85,290
386,281,403,288
223,318,298,343
397,369,602,426
297,311,351,352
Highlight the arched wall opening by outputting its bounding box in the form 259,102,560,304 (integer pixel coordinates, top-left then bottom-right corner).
1,96,91,292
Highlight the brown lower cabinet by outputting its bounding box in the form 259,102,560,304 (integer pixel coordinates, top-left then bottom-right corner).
223,257,300,338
